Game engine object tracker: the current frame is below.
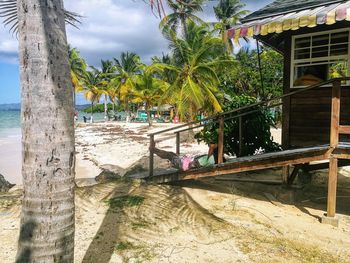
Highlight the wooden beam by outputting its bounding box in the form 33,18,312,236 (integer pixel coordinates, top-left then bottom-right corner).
327,157,338,218
149,135,155,177
176,132,180,155
302,160,350,172
287,164,302,185
339,125,350,135
180,149,331,181
330,80,341,148
218,117,224,164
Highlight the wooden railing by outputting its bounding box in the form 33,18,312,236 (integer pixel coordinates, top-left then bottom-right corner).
148,77,350,177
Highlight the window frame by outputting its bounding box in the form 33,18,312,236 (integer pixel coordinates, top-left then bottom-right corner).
290,28,350,88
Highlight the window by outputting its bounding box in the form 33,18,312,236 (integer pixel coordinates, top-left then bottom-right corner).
291,29,350,88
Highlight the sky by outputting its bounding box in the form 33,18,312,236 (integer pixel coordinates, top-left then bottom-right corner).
0,0,271,105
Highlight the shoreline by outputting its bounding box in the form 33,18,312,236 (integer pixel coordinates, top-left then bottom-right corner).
0,123,283,186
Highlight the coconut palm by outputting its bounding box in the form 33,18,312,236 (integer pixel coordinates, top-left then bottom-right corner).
0,1,165,262
213,0,248,54
92,60,116,120
0,1,78,262
111,52,141,120
81,69,103,120
154,22,233,121
160,0,205,37
69,47,87,106
131,65,169,126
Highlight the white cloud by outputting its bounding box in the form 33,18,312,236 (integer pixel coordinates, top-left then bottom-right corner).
0,0,270,66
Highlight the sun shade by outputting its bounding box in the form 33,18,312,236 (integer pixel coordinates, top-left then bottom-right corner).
227,1,350,42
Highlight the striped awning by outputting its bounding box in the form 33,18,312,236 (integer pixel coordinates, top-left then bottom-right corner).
228,1,350,42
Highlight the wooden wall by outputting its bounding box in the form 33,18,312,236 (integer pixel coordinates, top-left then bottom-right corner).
289,87,350,147
279,23,350,149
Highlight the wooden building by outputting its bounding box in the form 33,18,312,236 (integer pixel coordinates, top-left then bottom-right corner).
147,0,350,226
225,0,350,225
228,0,350,149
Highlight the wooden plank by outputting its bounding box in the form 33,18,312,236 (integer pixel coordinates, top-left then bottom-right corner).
180,147,331,181
218,117,224,164
282,33,291,150
339,125,350,135
327,157,338,218
148,146,332,183
287,164,302,185
282,165,289,184
330,80,341,148
302,160,350,172
176,132,180,155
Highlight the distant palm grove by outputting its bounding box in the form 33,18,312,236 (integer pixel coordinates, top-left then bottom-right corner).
71,0,283,125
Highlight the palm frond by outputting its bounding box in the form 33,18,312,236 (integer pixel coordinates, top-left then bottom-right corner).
0,0,82,34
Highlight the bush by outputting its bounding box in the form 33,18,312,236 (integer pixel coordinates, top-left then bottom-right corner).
195,95,281,157
82,103,124,113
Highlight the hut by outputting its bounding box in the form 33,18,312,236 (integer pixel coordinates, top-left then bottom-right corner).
227,0,350,225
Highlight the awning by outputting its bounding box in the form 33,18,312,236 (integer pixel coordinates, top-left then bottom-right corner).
227,1,350,42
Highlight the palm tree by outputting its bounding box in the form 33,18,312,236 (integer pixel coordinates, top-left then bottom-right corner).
160,0,205,37
213,0,248,54
154,22,232,121
0,1,165,262
81,69,103,121
131,65,169,126
92,60,116,120
69,46,87,106
0,1,77,262
111,52,141,120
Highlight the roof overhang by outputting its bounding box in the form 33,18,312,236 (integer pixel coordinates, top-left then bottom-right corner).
228,1,350,51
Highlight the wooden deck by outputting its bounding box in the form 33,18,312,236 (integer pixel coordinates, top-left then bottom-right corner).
147,144,350,184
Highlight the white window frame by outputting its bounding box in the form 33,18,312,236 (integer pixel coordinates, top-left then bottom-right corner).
290,28,350,88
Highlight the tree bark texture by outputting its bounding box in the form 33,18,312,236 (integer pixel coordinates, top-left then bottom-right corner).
16,1,75,262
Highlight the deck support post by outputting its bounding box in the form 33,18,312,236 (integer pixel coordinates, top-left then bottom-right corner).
218,117,224,164
149,135,154,177
322,80,341,226
176,132,180,155
282,165,289,184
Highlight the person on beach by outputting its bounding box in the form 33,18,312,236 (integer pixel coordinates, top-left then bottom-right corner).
150,141,221,171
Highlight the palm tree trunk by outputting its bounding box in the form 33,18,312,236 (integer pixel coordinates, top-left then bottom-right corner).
16,1,75,262
146,103,152,127
104,94,108,121
91,101,94,121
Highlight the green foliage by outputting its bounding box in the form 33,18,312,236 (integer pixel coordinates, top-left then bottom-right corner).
195,95,281,157
106,195,145,209
82,103,124,113
115,241,135,251
224,47,283,99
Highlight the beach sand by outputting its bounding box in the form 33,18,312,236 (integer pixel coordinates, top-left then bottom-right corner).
1,123,349,262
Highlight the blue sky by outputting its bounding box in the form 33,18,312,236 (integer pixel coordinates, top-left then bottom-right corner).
0,0,271,105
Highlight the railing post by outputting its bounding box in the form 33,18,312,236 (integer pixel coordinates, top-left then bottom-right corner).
176,132,180,155
149,135,154,177
239,116,243,157
330,80,341,148
327,157,338,218
323,79,341,225
218,117,224,164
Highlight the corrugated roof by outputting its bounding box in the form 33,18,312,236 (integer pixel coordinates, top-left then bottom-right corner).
242,0,347,22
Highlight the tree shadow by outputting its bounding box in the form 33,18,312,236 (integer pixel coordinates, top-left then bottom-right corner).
173,167,350,218
81,182,132,263
16,220,37,263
